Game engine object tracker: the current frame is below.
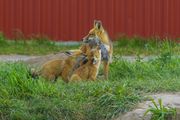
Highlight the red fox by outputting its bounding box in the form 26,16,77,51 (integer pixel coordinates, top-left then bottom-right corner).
31,52,87,82
69,47,101,82
39,59,65,81
82,20,113,79
31,20,112,81
60,53,88,82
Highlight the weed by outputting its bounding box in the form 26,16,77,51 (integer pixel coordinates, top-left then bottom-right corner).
144,98,176,120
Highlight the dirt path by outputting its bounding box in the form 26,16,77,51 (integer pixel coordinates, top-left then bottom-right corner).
115,93,180,120
0,54,156,62
0,53,69,68
0,55,39,62
0,55,179,62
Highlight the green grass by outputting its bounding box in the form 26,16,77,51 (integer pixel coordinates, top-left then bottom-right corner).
114,36,180,56
0,32,180,119
0,51,180,120
0,33,79,55
0,32,179,55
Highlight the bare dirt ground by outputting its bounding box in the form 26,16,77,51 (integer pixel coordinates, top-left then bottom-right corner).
0,52,69,68
0,54,156,62
115,93,180,120
0,55,39,62
0,54,179,63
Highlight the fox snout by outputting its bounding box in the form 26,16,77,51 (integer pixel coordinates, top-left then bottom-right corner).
82,38,89,43
92,57,97,65
82,36,89,42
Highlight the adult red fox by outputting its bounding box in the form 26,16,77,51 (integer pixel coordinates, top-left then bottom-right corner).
82,20,113,79
69,47,101,82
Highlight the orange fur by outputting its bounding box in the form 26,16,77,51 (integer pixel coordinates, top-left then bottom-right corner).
69,47,101,82
40,59,65,81
60,55,84,82
39,53,86,82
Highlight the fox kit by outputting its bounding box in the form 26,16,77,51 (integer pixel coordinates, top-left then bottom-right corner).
82,20,113,79
60,54,88,82
39,59,65,81
69,47,101,82
33,52,87,82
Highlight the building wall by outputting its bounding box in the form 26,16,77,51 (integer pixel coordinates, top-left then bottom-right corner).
0,0,180,41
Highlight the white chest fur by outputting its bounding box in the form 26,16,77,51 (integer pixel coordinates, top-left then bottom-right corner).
95,50,101,77
103,44,110,52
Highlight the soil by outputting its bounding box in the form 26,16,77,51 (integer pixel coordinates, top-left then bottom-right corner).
0,52,69,68
0,55,39,62
0,54,156,62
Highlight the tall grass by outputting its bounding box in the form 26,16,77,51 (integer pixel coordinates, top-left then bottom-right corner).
0,32,79,55
110,56,180,93
114,36,180,55
0,51,180,119
0,62,140,120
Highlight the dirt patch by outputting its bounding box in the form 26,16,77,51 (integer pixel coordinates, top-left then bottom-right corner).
115,93,180,120
0,55,39,62
24,52,69,67
0,55,156,63
0,52,69,68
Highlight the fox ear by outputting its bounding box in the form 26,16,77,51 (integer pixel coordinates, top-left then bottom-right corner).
94,20,98,27
94,20,102,30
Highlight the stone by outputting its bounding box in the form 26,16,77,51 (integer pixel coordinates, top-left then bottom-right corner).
115,93,180,120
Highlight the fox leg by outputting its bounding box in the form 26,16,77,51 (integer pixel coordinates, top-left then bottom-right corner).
44,74,56,81
89,72,96,81
60,70,69,82
103,61,109,80
69,74,82,82
109,41,113,63
89,76,97,81
89,69,98,81
61,74,68,83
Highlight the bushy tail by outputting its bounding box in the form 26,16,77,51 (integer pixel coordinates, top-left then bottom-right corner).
28,68,40,79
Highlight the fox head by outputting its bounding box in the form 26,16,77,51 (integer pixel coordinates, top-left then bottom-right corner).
83,36,101,48
82,20,104,42
87,46,101,65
